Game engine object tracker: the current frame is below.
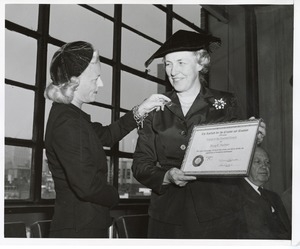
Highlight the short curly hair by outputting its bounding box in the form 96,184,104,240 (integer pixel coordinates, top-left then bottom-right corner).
194,49,211,74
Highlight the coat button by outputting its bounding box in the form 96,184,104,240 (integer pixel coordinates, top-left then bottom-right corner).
180,130,186,136
180,144,186,150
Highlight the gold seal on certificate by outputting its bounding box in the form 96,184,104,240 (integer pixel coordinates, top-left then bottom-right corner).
192,155,204,167
181,119,261,176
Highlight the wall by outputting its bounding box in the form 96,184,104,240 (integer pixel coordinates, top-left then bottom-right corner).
255,5,293,194
207,5,293,195
208,6,248,119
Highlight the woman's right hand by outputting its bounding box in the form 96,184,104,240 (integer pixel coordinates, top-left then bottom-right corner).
137,94,171,116
163,168,196,187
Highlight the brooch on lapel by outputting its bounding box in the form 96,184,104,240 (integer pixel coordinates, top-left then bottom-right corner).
212,98,226,110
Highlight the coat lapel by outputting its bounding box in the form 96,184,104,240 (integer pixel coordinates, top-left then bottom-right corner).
164,91,185,120
165,86,215,122
186,87,214,119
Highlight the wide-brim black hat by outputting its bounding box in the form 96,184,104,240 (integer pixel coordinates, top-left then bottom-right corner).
145,29,221,68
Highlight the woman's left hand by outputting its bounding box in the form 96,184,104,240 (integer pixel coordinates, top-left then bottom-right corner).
249,116,266,144
137,94,171,116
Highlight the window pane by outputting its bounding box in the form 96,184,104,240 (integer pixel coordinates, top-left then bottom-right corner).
118,158,151,199
119,121,138,153
5,4,39,30
120,71,165,110
82,104,111,125
5,145,31,200
41,150,56,199
5,30,37,85
122,4,166,42
44,98,53,140
95,63,112,105
121,28,165,79
89,4,114,16
5,85,34,139
173,19,197,33
46,44,59,85
173,5,202,27
49,4,113,59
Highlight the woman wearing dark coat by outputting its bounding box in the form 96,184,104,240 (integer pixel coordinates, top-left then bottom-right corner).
132,30,266,239
44,41,170,238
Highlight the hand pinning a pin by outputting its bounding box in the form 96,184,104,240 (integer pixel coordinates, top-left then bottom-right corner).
161,99,173,107
157,99,172,111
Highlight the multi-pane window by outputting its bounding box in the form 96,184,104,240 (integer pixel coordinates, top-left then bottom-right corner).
5,4,205,202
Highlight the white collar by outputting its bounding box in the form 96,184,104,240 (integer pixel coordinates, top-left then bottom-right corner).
244,177,261,195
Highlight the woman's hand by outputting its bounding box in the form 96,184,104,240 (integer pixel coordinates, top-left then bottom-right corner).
249,116,266,144
137,94,171,116
163,168,196,187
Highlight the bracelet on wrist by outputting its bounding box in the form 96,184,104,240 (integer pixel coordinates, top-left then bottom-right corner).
132,105,148,129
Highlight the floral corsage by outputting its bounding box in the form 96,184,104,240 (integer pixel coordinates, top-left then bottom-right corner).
212,98,227,110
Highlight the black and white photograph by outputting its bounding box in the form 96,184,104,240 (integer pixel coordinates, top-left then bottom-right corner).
1,0,299,248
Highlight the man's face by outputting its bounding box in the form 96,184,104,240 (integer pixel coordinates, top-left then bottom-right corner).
248,147,271,186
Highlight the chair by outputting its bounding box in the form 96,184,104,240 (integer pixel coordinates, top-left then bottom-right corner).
30,220,52,238
113,214,149,238
4,221,27,238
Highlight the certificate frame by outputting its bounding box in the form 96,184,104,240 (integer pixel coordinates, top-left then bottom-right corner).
181,119,261,177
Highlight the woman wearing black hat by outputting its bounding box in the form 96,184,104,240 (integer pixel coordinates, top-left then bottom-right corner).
132,30,266,238
44,41,170,238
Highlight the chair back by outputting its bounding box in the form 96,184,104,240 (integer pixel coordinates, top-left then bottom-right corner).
30,220,52,238
114,214,149,238
5,221,27,238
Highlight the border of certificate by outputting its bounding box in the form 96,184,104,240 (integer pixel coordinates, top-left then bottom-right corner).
181,119,261,177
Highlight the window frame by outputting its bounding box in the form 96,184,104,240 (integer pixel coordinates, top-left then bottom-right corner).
4,4,208,207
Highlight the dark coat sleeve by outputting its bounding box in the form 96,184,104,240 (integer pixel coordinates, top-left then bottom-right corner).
132,112,168,195
91,110,137,147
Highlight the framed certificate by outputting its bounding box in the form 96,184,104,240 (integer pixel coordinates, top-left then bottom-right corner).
181,119,261,177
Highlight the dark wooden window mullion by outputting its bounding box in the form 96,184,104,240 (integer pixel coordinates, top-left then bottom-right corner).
111,4,122,189
5,20,40,40
43,36,115,68
172,12,206,34
122,23,162,46
201,7,209,32
5,138,35,148
155,4,206,34
79,4,115,22
31,4,51,202
121,64,166,86
245,6,259,117
88,101,113,110
165,5,173,92
201,8,210,86
5,79,37,91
